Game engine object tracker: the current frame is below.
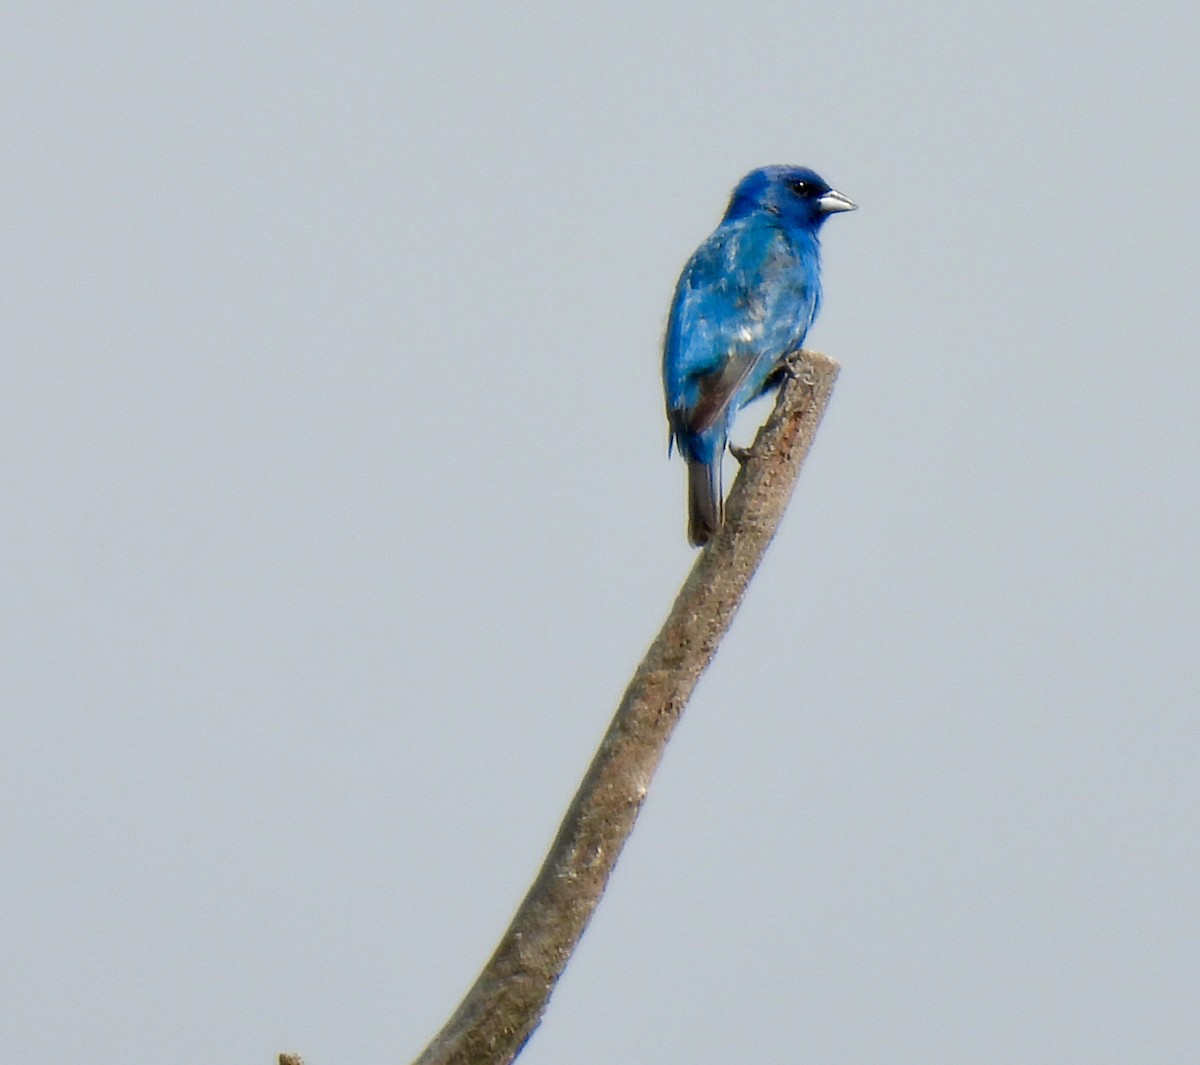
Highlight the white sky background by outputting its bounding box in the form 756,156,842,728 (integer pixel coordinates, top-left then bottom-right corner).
4,3,1199,1063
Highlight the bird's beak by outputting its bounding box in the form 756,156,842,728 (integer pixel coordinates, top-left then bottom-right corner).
817,189,857,214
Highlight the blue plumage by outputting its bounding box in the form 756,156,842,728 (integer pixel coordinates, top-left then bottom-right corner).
663,166,856,545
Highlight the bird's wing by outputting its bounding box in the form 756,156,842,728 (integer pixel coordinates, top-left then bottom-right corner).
683,347,759,435
664,221,812,440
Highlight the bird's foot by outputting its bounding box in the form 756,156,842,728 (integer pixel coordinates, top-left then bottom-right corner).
779,349,812,380
729,442,756,465
754,350,812,398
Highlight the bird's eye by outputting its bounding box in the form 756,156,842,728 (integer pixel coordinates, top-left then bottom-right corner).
788,179,813,197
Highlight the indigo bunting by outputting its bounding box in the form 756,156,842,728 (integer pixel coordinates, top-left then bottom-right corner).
663,166,855,545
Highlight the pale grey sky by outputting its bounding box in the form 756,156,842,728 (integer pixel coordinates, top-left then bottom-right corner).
4,3,1198,1063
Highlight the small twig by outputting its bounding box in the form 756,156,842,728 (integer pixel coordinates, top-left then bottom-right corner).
400,350,839,1065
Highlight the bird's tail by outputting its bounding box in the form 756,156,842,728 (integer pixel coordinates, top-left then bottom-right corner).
687,458,723,547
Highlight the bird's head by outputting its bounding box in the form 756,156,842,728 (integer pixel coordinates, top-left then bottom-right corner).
725,165,857,230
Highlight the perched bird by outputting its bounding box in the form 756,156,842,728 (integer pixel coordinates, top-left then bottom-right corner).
663,165,856,546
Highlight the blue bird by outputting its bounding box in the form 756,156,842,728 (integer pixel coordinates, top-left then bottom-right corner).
663,165,856,545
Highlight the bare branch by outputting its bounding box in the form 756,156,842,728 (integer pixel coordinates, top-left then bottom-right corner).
399,350,839,1065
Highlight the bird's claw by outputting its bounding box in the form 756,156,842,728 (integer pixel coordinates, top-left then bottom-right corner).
729,443,756,465
757,350,810,396
780,349,811,379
